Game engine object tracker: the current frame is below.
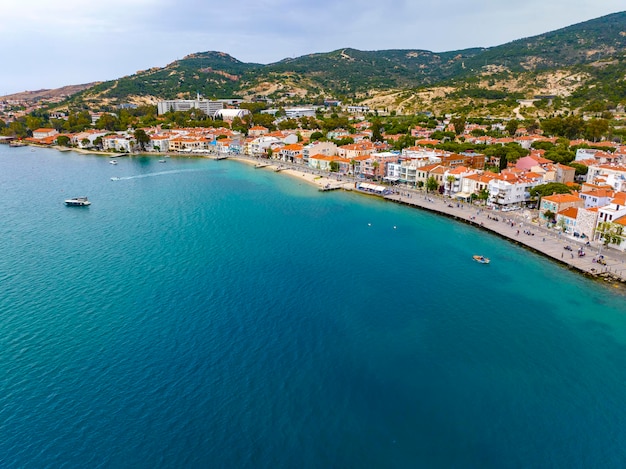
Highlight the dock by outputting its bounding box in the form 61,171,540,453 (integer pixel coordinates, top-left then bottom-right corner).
254,163,270,169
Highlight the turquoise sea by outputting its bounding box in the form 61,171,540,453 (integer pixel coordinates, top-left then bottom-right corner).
1,145,626,468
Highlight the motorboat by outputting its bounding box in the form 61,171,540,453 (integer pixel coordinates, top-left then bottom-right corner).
109,160,118,165
64,197,91,206
473,255,490,264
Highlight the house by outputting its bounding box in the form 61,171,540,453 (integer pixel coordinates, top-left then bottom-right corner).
248,126,269,138
32,128,58,139
309,154,348,172
594,193,626,250
102,134,132,152
540,193,584,221
443,166,474,196
302,141,337,165
458,172,500,199
359,152,399,180
70,130,107,148
555,206,579,235
337,142,376,160
277,143,304,163
586,164,626,191
488,172,542,208
579,186,614,208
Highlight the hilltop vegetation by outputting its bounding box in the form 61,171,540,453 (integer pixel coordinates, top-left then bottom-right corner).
8,11,626,118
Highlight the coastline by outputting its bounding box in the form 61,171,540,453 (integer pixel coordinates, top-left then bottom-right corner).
228,155,626,286
20,145,626,286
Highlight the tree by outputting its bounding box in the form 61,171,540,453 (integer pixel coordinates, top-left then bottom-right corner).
329,160,340,172
477,188,489,205
426,176,438,193
543,210,556,222
25,115,43,132
57,135,71,147
505,119,519,136
584,118,609,142
529,183,572,207
310,131,324,141
134,129,150,151
451,115,466,135
231,116,248,134
370,119,383,142
569,162,589,176
596,222,624,246
446,175,456,195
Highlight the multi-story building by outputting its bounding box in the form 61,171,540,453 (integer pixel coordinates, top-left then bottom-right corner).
157,98,224,117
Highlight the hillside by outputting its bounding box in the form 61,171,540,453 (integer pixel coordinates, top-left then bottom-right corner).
45,11,626,115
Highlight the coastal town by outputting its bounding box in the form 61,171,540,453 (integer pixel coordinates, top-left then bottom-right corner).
2,97,626,284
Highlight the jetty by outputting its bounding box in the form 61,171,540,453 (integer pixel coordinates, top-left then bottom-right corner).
254,163,270,169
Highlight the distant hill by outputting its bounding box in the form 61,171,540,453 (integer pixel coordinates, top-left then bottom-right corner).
43,11,626,115
0,83,96,101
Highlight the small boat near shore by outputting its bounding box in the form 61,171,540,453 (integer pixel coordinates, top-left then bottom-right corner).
64,196,91,206
109,160,118,165
473,255,490,264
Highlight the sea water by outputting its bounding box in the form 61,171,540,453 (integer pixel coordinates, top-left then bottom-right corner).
1,146,625,468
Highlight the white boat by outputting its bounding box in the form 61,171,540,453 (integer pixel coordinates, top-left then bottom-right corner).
158,159,166,163
65,197,91,206
109,160,118,165
473,255,490,264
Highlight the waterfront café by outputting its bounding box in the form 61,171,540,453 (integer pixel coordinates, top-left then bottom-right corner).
356,182,389,195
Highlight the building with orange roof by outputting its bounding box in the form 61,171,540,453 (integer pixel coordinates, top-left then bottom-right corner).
579,186,615,208
488,171,543,208
277,143,304,163
32,128,58,139
555,206,579,235
308,154,350,172
594,193,626,250
540,193,583,220
587,164,626,192
337,142,376,159
459,171,499,197
443,166,475,196
302,141,338,165
248,126,269,138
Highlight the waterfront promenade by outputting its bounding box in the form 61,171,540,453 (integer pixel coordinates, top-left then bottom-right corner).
230,154,626,285
384,191,626,285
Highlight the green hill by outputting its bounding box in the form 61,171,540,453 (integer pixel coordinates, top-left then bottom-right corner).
67,11,626,114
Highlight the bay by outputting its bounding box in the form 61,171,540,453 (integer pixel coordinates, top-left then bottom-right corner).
1,145,625,468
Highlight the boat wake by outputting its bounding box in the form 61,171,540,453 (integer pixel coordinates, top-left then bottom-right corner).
110,169,206,181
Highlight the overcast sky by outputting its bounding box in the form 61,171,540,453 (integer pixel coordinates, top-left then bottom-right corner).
1,0,624,96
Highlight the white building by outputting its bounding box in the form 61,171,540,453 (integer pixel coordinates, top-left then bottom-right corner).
214,109,251,121
157,98,224,117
